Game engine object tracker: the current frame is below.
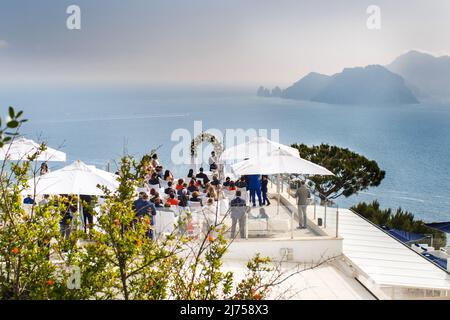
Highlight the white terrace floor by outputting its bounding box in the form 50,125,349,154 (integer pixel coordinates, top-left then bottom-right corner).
243,200,319,239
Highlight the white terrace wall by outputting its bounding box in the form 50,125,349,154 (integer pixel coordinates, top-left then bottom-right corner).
226,237,343,263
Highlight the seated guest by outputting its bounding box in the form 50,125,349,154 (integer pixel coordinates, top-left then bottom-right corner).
166,193,180,206
164,181,176,195
175,178,184,191
177,185,191,199
206,186,218,201
202,198,217,234
150,192,160,203
187,180,199,193
187,168,194,178
190,191,203,206
223,177,231,187
154,197,163,208
236,176,247,189
179,193,189,207
39,194,50,206
164,202,171,208
148,173,161,187
228,181,237,191
195,167,210,185
150,188,157,198
23,195,35,205
211,175,221,187
163,170,174,182
155,166,164,179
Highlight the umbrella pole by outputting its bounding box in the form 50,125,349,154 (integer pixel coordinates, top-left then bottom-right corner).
77,192,82,230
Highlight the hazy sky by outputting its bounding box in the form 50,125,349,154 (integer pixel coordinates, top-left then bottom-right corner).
1,0,449,86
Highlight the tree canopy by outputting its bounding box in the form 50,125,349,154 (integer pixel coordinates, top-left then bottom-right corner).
351,201,446,249
292,143,385,200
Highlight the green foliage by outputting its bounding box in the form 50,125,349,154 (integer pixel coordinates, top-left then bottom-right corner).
0,106,27,148
292,143,385,200
351,201,446,248
0,109,298,300
0,135,65,299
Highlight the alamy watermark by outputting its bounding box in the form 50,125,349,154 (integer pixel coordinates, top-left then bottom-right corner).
171,121,280,165
66,5,81,30
367,5,381,30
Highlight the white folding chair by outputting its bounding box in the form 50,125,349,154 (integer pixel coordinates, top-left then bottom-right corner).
159,178,169,189
149,184,160,191
189,201,202,208
155,209,177,237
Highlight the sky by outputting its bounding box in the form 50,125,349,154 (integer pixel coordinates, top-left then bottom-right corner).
0,0,449,86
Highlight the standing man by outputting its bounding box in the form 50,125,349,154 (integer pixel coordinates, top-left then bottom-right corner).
208,151,218,171
230,190,248,239
80,194,94,235
247,174,262,207
295,180,311,229
138,193,157,240
261,175,271,206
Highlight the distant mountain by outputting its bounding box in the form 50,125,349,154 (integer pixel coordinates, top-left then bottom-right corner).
257,86,282,98
282,72,331,100
312,65,418,105
387,50,450,99
257,86,271,97
271,86,282,97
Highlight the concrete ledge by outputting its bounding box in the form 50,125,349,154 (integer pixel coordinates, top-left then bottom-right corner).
226,237,343,263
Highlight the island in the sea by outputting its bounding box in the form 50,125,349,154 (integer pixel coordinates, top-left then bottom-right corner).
258,50,450,105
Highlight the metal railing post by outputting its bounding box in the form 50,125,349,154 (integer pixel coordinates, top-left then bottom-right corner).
313,196,317,220
287,176,290,199
245,211,248,239
336,205,339,238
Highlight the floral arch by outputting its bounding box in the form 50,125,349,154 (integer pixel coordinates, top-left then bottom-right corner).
190,132,224,158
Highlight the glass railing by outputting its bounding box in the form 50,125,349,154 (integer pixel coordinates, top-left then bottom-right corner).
148,174,341,241
270,174,340,238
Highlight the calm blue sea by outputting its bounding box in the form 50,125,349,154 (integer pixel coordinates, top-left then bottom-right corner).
1,85,450,223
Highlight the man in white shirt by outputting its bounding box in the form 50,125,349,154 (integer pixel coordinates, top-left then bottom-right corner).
208,151,218,171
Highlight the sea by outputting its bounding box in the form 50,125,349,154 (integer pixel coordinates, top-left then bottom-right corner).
1,84,450,223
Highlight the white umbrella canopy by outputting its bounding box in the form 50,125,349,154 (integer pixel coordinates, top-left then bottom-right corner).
0,137,66,162
24,160,119,196
231,149,334,176
221,136,300,161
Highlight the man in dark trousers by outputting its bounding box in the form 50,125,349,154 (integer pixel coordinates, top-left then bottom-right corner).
261,175,270,206
295,180,311,229
80,194,94,234
230,190,248,239
133,193,157,239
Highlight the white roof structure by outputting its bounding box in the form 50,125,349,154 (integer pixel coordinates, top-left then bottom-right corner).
231,148,333,176
0,137,66,161
221,136,300,161
335,208,450,291
222,260,375,300
24,160,119,196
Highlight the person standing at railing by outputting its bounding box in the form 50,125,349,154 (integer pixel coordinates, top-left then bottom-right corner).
295,180,310,229
261,175,270,206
